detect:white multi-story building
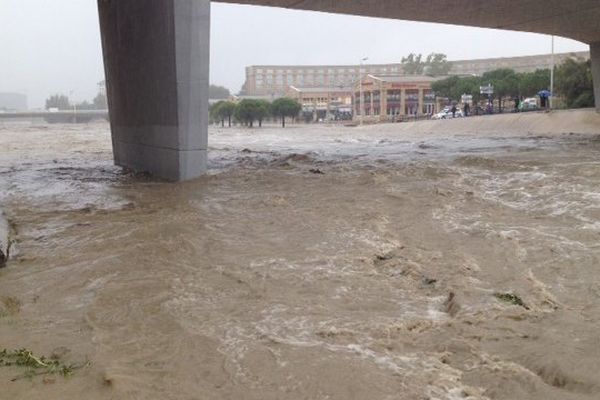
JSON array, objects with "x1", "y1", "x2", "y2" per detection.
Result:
[{"x1": 241, "y1": 51, "x2": 589, "y2": 96}]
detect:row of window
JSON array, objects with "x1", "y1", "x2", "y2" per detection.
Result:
[
  {"x1": 354, "y1": 105, "x2": 436, "y2": 116},
  {"x1": 353, "y1": 90, "x2": 433, "y2": 101},
  {"x1": 256, "y1": 75, "x2": 359, "y2": 87},
  {"x1": 254, "y1": 67, "x2": 400, "y2": 75}
]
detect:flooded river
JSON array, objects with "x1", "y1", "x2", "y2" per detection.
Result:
[{"x1": 1, "y1": 119, "x2": 600, "y2": 399}]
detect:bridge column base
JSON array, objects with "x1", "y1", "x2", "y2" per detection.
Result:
[
  {"x1": 592, "y1": 42, "x2": 600, "y2": 113},
  {"x1": 98, "y1": 0, "x2": 210, "y2": 181}
]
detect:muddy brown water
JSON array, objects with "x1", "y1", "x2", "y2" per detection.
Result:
[{"x1": 1, "y1": 121, "x2": 599, "y2": 399}]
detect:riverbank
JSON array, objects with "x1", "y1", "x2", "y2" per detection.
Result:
[{"x1": 374, "y1": 108, "x2": 600, "y2": 135}]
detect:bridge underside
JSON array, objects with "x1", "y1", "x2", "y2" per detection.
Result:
[
  {"x1": 98, "y1": 0, "x2": 600, "y2": 181},
  {"x1": 217, "y1": 1, "x2": 600, "y2": 44}
]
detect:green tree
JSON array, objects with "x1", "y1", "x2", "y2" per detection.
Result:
[
  {"x1": 402, "y1": 53, "x2": 451, "y2": 76},
  {"x1": 271, "y1": 98, "x2": 302, "y2": 127},
  {"x1": 555, "y1": 58, "x2": 594, "y2": 108},
  {"x1": 210, "y1": 101, "x2": 237, "y2": 127},
  {"x1": 481, "y1": 69, "x2": 519, "y2": 111},
  {"x1": 219, "y1": 101, "x2": 237, "y2": 127},
  {"x1": 45, "y1": 94, "x2": 70, "y2": 110},
  {"x1": 234, "y1": 99, "x2": 266, "y2": 128},
  {"x1": 93, "y1": 93, "x2": 108, "y2": 109},
  {"x1": 431, "y1": 75, "x2": 462, "y2": 101},
  {"x1": 209, "y1": 84, "x2": 231, "y2": 100},
  {"x1": 75, "y1": 100, "x2": 94, "y2": 110},
  {"x1": 255, "y1": 100, "x2": 271, "y2": 127},
  {"x1": 517, "y1": 69, "x2": 550, "y2": 98},
  {"x1": 424, "y1": 53, "x2": 451, "y2": 76},
  {"x1": 457, "y1": 76, "x2": 483, "y2": 104},
  {"x1": 210, "y1": 101, "x2": 226, "y2": 126},
  {"x1": 401, "y1": 53, "x2": 424, "y2": 75}
]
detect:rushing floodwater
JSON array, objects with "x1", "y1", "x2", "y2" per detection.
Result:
[{"x1": 1, "y1": 120, "x2": 600, "y2": 400}]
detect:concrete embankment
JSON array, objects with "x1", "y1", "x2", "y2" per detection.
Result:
[
  {"x1": 0, "y1": 212, "x2": 9, "y2": 267},
  {"x1": 375, "y1": 108, "x2": 600, "y2": 136}
]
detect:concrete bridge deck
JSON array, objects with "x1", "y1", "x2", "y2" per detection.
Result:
[{"x1": 97, "y1": 0, "x2": 600, "y2": 180}]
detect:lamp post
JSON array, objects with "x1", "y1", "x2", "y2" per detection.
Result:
[
  {"x1": 359, "y1": 57, "x2": 368, "y2": 126},
  {"x1": 550, "y1": 35, "x2": 555, "y2": 110},
  {"x1": 69, "y1": 90, "x2": 77, "y2": 123}
]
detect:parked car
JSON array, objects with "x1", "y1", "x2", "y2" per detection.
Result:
[
  {"x1": 432, "y1": 107, "x2": 463, "y2": 119},
  {"x1": 519, "y1": 97, "x2": 538, "y2": 111}
]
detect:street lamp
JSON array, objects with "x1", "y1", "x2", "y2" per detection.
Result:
[
  {"x1": 69, "y1": 90, "x2": 77, "y2": 123},
  {"x1": 550, "y1": 35, "x2": 555, "y2": 110},
  {"x1": 359, "y1": 57, "x2": 368, "y2": 126}
]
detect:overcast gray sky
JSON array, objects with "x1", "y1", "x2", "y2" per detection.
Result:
[{"x1": 1, "y1": 1, "x2": 589, "y2": 109}]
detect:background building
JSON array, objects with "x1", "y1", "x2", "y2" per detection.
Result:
[
  {"x1": 241, "y1": 51, "x2": 589, "y2": 97},
  {"x1": 355, "y1": 75, "x2": 441, "y2": 123},
  {"x1": 450, "y1": 51, "x2": 589, "y2": 76},
  {"x1": 286, "y1": 86, "x2": 353, "y2": 121},
  {"x1": 0, "y1": 92, "x2": 27, "y2": 111},
  {"x1": 242, "y1": 63, "x2": 402, "y2": 96}
]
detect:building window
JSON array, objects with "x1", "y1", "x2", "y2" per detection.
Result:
[{"x1": 387, "y1": 90, "x2": 401, "y2": 102}]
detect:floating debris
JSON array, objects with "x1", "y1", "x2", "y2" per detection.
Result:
[
  {"x1": 494, "y1": 292, "x2": 530, "y2": 310},
  {"x1": 0, "y1": 348, "x2": 90, "y2": 381}
]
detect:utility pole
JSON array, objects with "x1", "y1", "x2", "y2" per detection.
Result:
[
  {"x1": 550, "y1": 35, "x2": 555, "y2": 109},
  {"x1": 70, "y1": 90, "x2": 77, "y2": 123},
  {"x1": 359, "y1": 57, "x2": 368, "y2": 126}
]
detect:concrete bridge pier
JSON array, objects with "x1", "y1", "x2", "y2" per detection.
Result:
[
  {"x1": 97, "y1": 0, "x2": 210, "y2": 181},
  {"x1": 591, "y1": 43, "x2": 600, "y2": 113}
]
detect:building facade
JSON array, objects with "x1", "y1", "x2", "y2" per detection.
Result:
[
  {"x1": 450, "y1": 51, "x2": 588, "y2": 76},
  {"x1": 242, "y1": 64, "x2": 403, "y2": 96},
  {"x1": 242, "y1": 51, "x2": 589, "y2": 96},
  {"x1": 286, "y1": 86, "x2": 353, "y2": 121},
  {"x1": 354, "y1": 75, "x2": 441, "y2": 122},
  {"x1": 0, "y1": 92, "x2": 27, "y2": 111}
]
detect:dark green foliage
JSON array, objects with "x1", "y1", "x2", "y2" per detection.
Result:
[
  {"x1": 271, "y1": 98, "x2": 302, "y2": 127},
  {"x1": 234, "y1": 99, "x2": 265, "y2": 127},
  {"x1": 401, "y1": 53, "x2": 425, "y2": 75},
  {"x1": 431, "y1": 76, "x2": 462, "y2": 101},
  {"x1": 481, "y1": 69, "x2": 519, "y2": 110},
  {"x1": 45, "y1": 94, "x2": 70, "y2": 110},
  {"x1": 402, "y1": 53, "x2": 451, "y2": 76},
  {"x1": 430, "y1": 57, "x2": 593, "y2": 110},
  {"x1": 425, "y1": 53, "x2": 451, "y2": 76},
  {"x1": 209, "y1": 84, "x2": 231, "y2": 100},
  {"x1": 555, "y1": 58, "x2": 595, "y2": 108},
  {"x1": 255, "y1": 99, "x2": 271, "y2": 127},
  {"x1": 518, "y1": 69, "x2": 550, "y2": 98},
  {"x1": 210, "y1": 100, "x2": 237, "y2": 127}
]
